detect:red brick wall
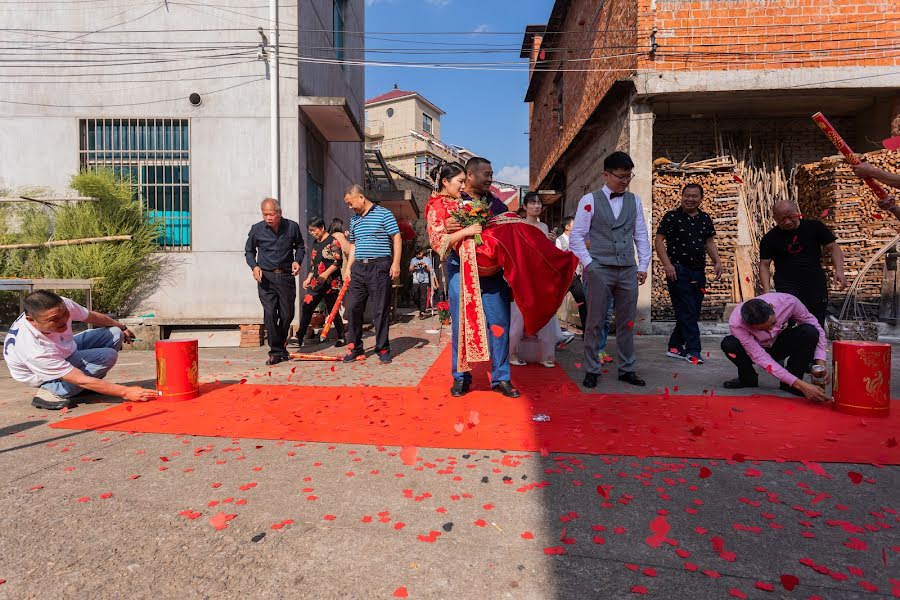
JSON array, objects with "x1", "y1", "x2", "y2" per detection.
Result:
[
  {"x1": 528, "y1": 0, "x2": 639, "y2": 189},
  {"x1": 641, "y1": 0, "x2": 900, "y2": 71}
]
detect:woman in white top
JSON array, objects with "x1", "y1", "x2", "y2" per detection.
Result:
[{"x1": 509, "y1": 192, "x2": 568, "y2": 367}]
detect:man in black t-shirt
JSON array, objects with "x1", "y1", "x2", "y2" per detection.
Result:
[
  {"x1": 758, "y1": 201, "x2": 846, "y2": 324},
  {"x1": 654, "y1": 184, "x2": 723, "y2": 364}
]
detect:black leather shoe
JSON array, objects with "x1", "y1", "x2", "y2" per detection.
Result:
[
  {"x1": 377, "y1": 352, "x2": 392, "y2": 364},
  {"x1": 342, "y1": 351, "x2": 364, "y2": 363},
  {"x1": 334, "y1": 338, "x2": 346, "y2": 348},
  {"x1": 491, "y1": 381, "x2": 520, "y2": 398},
  {"x1": 723, "y1": 378, "x2": 758, "y2": 389},
  {"x1": 31, "y1": 389, "x2": 71, "y2": 410},
  {"x1": 582, "y1": 373, "x2": 599, "y2": 388},
  {"x1": 265, "y1": 355, "x2": 289, "y2": 366},
  {"x1": 618, "y1": 372, "x2": 646, "y2": 387},
  {"x1": 450, "y1": 380, "x2": 471, "y2": 397}
]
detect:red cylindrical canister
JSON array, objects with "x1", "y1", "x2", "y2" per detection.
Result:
[
  {"x1": 155, "y1": 339, "x2": 200, "y2": 401},
  {"x1": 832, "y1": 340, "x2": 891, "y2": 417}
]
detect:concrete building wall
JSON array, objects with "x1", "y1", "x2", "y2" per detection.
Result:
[
  {"x1": 366, "y1": 97, "x2": 418, "y2": 145},
  {"x1": 414, "y1": 99, "x2": 442, "y2": 139},
  {"x1": 0, "y1": 0, "x2": 365, "y2": 321}
]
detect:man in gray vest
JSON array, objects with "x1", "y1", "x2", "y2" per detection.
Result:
[{"x1": 569, "y1": 151, "x2": 652, "y2": 388}]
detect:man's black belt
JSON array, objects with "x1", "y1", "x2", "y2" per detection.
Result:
[
  {"x1": 357, "y1": 256, "x2": 390, "y2": 264},
  {"x1": 261, "y1": 267, "x2": 292, "y2": 274}
]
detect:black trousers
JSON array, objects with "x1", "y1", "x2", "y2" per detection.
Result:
[
  {"x1": 258, "y1": 270, "x2": 296, "y2": 358},
  {"x1": 298, "y1": 285, "x2": 344, "y2": 343},
  {"x1": 721, "y1": 323, "x2": 819, "y2": 384},
  {"x1": 776, "y1": 273, "x2": 828, "y2": 325},
  {"x1": 568, "y1": 274, "x2": 587, "y2": 332},
  {"x1": 666, "y1": 264, "x2": 706, "y2": 355},
  {"x1": 345, "y1": 257, "x2": 392, "y2": 355},
  {"x1": 411, "y1": 282, "x2": 429, "y2": 312}
]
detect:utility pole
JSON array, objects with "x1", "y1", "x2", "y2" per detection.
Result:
[{"x1": 257, "y1": 0, "x2": 280, "y2": 201}]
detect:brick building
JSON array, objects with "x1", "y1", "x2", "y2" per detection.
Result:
[{"x1": 521, "y1": 0, "x2": 899, "y2": 328}]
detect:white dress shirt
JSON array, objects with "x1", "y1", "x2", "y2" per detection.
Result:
[{"x1": 568, "y1": 185, "x2": 651, "y2": 272}]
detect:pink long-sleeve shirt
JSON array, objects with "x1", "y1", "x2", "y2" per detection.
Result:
[{"x1": 728, "y1": 293, "x2": 827, "y2": 386}]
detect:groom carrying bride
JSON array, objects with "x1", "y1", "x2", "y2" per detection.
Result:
[{"x1": 426, "y1": 157, "x2": 578, "y2": 398}]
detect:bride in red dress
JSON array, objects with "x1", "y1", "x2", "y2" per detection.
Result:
[{"x1": 426, "y1": 160, "x2": 578, "y2": 377}]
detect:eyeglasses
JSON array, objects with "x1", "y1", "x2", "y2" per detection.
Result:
[{"x1": 607, "y1": 172, "x2": 635, "y2": 181}]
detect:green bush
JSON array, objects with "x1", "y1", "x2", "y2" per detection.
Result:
[{"x1": 0, "y1": 169, "x2": 164, "y2": 315}]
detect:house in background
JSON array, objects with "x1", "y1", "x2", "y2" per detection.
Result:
[
  {"x1": 0, "y1": 0, "x2": 366, "y2": 326},
  {"x1": 521, "y1": 0, "x2": 900, "y2": 329}
]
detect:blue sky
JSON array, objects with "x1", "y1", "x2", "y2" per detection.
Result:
[{"x1": 363, "y1": 0, "x2": 554, "y2": 185}]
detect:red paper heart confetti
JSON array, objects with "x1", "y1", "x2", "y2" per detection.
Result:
[
  {"x1": 779, "y1": 574, "x2": 799, "y2": 591},
  {"x1": 399, "y1": 446, "x2": 418, "y2": 466},
  {"x1": 847, "y1": 471, "x2": 863, "y2": 484},
  {"x1": 698, "y1": 467, "x2": 712, "y2": 479}
]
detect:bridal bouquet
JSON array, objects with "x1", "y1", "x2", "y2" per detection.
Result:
[{"x1": 451, "y1": 196, "x2": 491, "y2": 245}]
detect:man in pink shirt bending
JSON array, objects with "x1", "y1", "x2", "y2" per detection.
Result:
[{"x1": 721, "y1": 293, "x2": 831, "y2": 403}]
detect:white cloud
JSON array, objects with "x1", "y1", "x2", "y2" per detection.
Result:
[
  {"x1": 426, "y1": 0, "x2": 451, "y2": 5},
  {"x1": 472, "y1": 24, "x2": 489, "y2": 33},
  {"x1": 496, "y1": 165, "x2": 529, "y2": 186}
]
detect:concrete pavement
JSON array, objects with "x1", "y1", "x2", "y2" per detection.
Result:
[{"x1": 1, "y1": 315, "x2": 898, "y2": 599}]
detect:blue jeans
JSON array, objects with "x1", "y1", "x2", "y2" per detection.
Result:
[
  {"x1": 447, "y1": 255, "x2": 511, "y2": 384},
  {"x1": 41, "y1": 327, "x2": 123, "y2": 398},
  {"x1": 597, "y1": 297, "x2": 614, "y2": 352},
  {"x1": 666, "y1": 264, "x2": 706, "y2": 356}
]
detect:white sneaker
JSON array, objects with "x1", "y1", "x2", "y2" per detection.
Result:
[
  {"x1": 558, "y1": 331, "x2": 576, "y2": 347},
  {"x1": 31, "y1": 388, "x2": 71, "y2": 410},
  {"x1": 665, "y1": 349, "x2": 687, "y2": 360},
  {"x1": 510, "y1": 356, "x2": 527, "y2": 366},
  {"x1": 541, "y1": 360, "x2": 556, "y2": 368}
]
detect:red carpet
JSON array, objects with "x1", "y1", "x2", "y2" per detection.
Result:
[{"x1": 52, "y1": 346, "x2": 899, "y2": 464}]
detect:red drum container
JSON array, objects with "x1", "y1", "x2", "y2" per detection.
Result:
[
  {"x1": 155, "y1": 339, "x2": 200, "y2": 401},
  {"x1": 832, "y1": 340, "x2": 891, "y2": 417}
]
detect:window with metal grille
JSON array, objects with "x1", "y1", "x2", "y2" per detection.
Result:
[{"x1": 78, "y1": 118, "x2": 191, "y2": 251}]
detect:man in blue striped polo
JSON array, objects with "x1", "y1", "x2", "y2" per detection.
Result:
[{"x1": 342, "y1": 184, "x2": 402, "y2": 364}]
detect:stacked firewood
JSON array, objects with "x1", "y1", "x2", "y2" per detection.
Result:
[
  {"x1": 651, "y1": 157, "x2": 742, "y2": 321},
  {"x1": 794, "y1": 149, "x2": 900, "y2": 306}
]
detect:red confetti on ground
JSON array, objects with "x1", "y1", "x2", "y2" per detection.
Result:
[
  {"x1": 520, "y1": 531, "x2": 534, "y2": 539},
  {"x1": 99, "y1": 493, "x2": 113, "y2": 499},
  {"x1": 847, "y1": 471, "x2": 863, "y2": 484},
  {"x1": 393, "y1": 587, "x2": 409, "y2": 598},
  {"x1": 399, "y1": 446, "x2": 418, "y2": 466},
  {"x1": 209, "y1": 512, "x2": 233, "y2": 531},
  {"x1": 754, "y1": 581, "x2": 774, "y2": 592},
  {"x1": 698, "y1": 467, "x2": 712, "y2": 479},
  {"x1": 779, "y1": 574, "x2": 799, "y2": 591},
  {"x1": 645, "y1": 515, "x2": 670, "y2": 548},
  {"x1": 626, "y1": 320, "x2": 635, "y2": 329},
  {"x1": 473, "y1": 519, "x2": 487, "y2": 527},
  {"x1": 728, "y1": 588, "x2": 748, "y2": 599},
  {"x1": 630, "y1": 585, "x2": 649, "y2": 595},
  {"x1": 543, "y1": 546, "x2": 566, "y2": 555},
  {"x1": 323, "y1": 514, "x2": 336, "y2": 521},
  {"x1": 76, "y1": 497, "x2": 89, "y2": 503}
]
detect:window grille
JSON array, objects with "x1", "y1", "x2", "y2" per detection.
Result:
[{"x1": 78, "y1": 118, "x2": 191, "y2": 250}]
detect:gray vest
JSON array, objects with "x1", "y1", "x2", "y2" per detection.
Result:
[{"x1": 588, "y1": 190, "x2": 637, "y2": 267}]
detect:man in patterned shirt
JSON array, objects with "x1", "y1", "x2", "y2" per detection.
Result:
[{"x1": 654, "y1": 184, "x2": 722, "y2": 364}]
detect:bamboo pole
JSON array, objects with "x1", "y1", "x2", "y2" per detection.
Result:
[{"x1": 0, "y1": 235, "x2": 132, "y2": 250}]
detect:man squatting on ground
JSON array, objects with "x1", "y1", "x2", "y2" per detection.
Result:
[
  {"x1": 4, "y1": 290, "x2": 157, "y2": 410},
  {"x1": 721, "y1": 293, "x2": 831, "y2": 404}
]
